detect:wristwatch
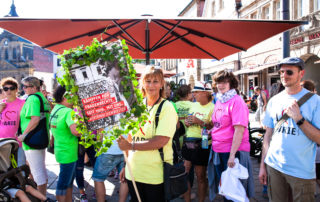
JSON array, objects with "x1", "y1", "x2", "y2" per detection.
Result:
[{"x1": 296, "y1": 117, "x2": 305, "y2": 126}]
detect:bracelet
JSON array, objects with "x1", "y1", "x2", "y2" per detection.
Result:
[{"x1": 132, "y1": 141, "x2": 135, "y2": 151}]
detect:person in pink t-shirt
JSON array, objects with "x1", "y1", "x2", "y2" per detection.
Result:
[
  {"x1": 0, "y1": 77, "x2": 26, "y2": 167},
  {"x1": 207, "y1": 70, "x2": 254, "y2": 201}
]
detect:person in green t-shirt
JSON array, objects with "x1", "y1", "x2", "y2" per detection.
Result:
[
  {"x1": 18, "y1": 76, "x2": 51, "y2": 197},
  {"x1": 50, "y1": 85, "x2": 80, "y2": 202}
]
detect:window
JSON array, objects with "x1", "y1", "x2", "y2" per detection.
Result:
[
  {"x1": 275, "y1": 1, "x2": 281, "y2": 19},
  {"x1": 262, "y1": 6, "x2": 270, "y2": 19},
  {"x1": 81, "y1": 69, "x2": 88, "y2": 80},
  {"x1": 251, "y1": 12, "x2": 257, "y2": 19},
  {"x1": 314, "y1": 0, "x2": 320, "y2": 11},
  {"x1": 219, "y1": 0, "x2": 224, "y2": 10},
  {"x1": 211, "y1": 1, "x2": 216, "y2": 17},
  {"x1": 96, "y1": 66, "x2": 102, "y2": 75},
  {"x1": 297, "y1": 0, "x2": 307, "y2": 18}
]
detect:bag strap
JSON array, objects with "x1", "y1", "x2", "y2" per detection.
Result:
[
  {"x1": 49, "y1": 107, "x2": 65, "y2": 127},
  {"x1": 153, "y1": 100, "x2": 166, "y2": 162},
  {"x1": 273, "y1": 92, "x2": 314, "y2": 134},
  {"x1": 26, "y1": 93, "x2": 49, "y2": 113}
]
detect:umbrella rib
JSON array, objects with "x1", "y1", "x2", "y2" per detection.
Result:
[
  {"x1": 112, "y1": 20, "x2": 145, "y2": 52},
  {"x1": 155, "y1": 33, "x2": 189, "y2": 50},
  {"x1": 150, "y1": 21, "x2": 182, "y2": 52},
  {"x1": 42, "y1": 20, "x2": 138, "y2": 49},
  {"x1": 41, "y1": 20, "x2": 133, "y2": 48},
  {"x1": 153, "y1": 21, "x2": 219, "y2": 60},
  {"x1": 102, "y1": 32, "x2": 141, "y2": 50},
  {"x1": 157, "y1": 19, "x2": 246, "y2": 51}
]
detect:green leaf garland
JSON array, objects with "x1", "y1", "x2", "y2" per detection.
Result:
[{"x1": 57, "y1": 39, "x2": 148, "y2": 156}]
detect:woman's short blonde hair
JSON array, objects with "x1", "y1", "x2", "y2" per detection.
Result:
[{"x1": 140, "y1": 66, "x2": 165, "y2": 98}]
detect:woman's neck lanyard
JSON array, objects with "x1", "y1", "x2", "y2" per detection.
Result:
[{"x1": 146, "y1": 96, "x2": 161, "y2": 113}]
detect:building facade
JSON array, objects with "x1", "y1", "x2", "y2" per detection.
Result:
[{"x1": 201, "y1": 0, "x2": 320, "y2": 96}]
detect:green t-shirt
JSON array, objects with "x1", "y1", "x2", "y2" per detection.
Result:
[
  {"x1": 185, "y1": 102, "x2": 214, "y2": 138},
  {"x1": 175, "y1": 100, "x2": 193, "y2": 126},
  {"x1": 20, "y1": 92, "x2": 51, "y2": 150},
  {"x1": 50, "y1": 104, "x2": 78, "y2": 164}
]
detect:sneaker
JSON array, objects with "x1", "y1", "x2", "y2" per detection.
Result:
[{"x1": 80, "y1": 194, "x2": 88, "y2": 202}]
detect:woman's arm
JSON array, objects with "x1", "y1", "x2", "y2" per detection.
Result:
[
  {"x1": 227, "y1": 125, "x2": 245, "y2": 168},
  {"x1": 18, "y1": 116, "x2": 40, "y2": 142},
  {"x1": 70, "y1": 123, "x2": 81, "y2": 137},
  {"x1": 118, "y1": 135, "x2": 170, "y2": 151}
]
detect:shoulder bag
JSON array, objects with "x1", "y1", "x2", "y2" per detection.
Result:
[
  {"x1": 23, "y1": 94, "x2": 50, "y2": 149},
  {"x1": 156, "y1": 100, "x2": 188, "y2": 200}
]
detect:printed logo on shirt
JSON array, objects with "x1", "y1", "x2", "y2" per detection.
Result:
[
  {"x1": 0, "y1": 111, "x2": 17, "y2": 126},
  {"x1": 213, "y1": 108, "x2": 223, "y2": 128},
  {"x1": 275, "y1": 111, "x2": 298, "y2": 136}
]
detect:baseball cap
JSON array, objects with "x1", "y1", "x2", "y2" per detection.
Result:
[{"x1": 277, "y1": 57, "x2": 305, "y2": 70}]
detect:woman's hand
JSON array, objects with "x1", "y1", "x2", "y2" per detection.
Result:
[
  {"x1": 227, "y1": 155, "x2": 236, "y2": 168},
  {"x1": 0, "y1": 103, "x2": 6, "y2": 113},
  {"x1": 117, "y1": 136, "x2": 131, "y2": 151},
  {"x1": 119, "y1": 167, "x2": 126, "y2": 183},
  {"x1": 18, "y1": 134, "x2": 26, "y2": 142}
]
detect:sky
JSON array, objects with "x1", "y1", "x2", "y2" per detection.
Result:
[{"x1": 0, "y1": 0, "x2": 191, "y2": 18}]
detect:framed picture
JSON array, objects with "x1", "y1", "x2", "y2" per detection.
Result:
[{"x1": 69, "y1": 42, "x2": 135, "y2": 130}]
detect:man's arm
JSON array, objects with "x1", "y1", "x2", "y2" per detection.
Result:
[
  {"x1": 286, "y1": 100, "x2": 320, "y2": 144},
  {"x1": 258, "y1": 127, "x2": 273, "y2": 185}
]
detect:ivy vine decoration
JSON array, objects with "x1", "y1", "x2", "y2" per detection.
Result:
[{"x1": 57, "y1": 39, "x2": 148, "y2": 155}]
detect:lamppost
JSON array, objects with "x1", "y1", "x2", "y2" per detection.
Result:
[{"x1": 235, "y1": 0, "x2": 242, "y2": 71}]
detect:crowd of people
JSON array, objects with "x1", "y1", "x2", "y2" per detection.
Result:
[{"x1": 0, "y1": 56, "x2": 320, "y2": 202}]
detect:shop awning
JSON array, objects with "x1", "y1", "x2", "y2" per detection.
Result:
[{"x1": 233, "y1": 62, "x2": 278, "y2": 75}]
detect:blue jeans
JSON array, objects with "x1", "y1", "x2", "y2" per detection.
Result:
[
  {"x1": 56, "y1": 161, "x2": 76, "y2": 196},
  {"x1": 214, "y1": 152, "x2": 240, "y2": 202},
  {"x1": 75, "y1": 145, "x2": 96, "y2": 190},
  {"x1": 92, "y1": 154, "x2": 124, "y2": 182}
]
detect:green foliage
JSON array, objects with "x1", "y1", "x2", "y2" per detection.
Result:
[{"x1": 58, "y1": 39, "x2": 148, "y2": 156}]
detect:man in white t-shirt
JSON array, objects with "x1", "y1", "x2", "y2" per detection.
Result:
[{"x1": 258, "y1": 57, "x2": 320, "y2": 202}]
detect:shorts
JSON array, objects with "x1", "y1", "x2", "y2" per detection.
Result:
[
  {"x1": 316, "y1": 163, "x2": 320, "y2": 179},
  {"x1": 56, "y1": 161, "x2": 76, "y2": 196},
  {"x1": 92, "y1": 154, "x2": 124, "y2": 182},
  {"x1": 182, "y1": 142, "x2": 210, "y2": 166},
  {"x1": 24, "y1": 149, "x2": 47, "y2": 185},
  {"x1": 6, "y1": 185, "x2": 30, "y2": 198}
]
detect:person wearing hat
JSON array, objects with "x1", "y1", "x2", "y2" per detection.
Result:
[
  {"x1": 259, "y1": 57, "x2": 320, "y2": 201},
  {"x1": 208, "y1": 70, "x2": 254, "y2": 201},
  {"x1": 182, "y1": 81, "x2": 214, "y2": 202}
]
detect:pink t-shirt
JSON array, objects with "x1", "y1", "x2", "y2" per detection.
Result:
[
  {"x1": 211, "y1": 94, "x2": 250, "y2": 152},
  {"x1": 0, "y1": 98, "x2": 25, "y2": 147}
]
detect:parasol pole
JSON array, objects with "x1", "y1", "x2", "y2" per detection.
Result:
[{"x1": 123, "y1": 151, "x2": 142, "y2": 202}]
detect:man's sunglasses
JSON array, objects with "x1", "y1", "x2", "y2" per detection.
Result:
[
  {"x1": 279, "y1": 69, "x2": 294, "y2": 76},
  {"x1": 3, "y1": 86, "x2": 17, "y2": 91}
]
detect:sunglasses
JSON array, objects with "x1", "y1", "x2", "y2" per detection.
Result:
[
  {"x1": 3, "y1": 86, "x2": 16, "y2": 91},
  {"x1": 23, "y1": 85, "x2": 34, "y2": 89},
  {"x1": 279, "y1": 69, "x2": 294, "y2": 76}
]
